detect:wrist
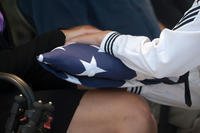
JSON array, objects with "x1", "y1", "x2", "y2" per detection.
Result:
[{"x1": 100, "y1": 31, "x2": 120, "y2": 54}]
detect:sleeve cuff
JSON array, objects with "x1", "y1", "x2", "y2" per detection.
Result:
[
  {"x1": 36, "y1": 30, "x2": 66, "y2": 54},
  {"x1": 100, "y1": 31, "x2": 121, "y2": 56}
]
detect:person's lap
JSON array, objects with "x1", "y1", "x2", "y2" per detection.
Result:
[
  {"x1": 0, "y1": 86, "x2": 157, "y2": 133},
  {"x1": 16, "y1": 0, "x2": 160, "y2": 132},
  {"x1": 0, "y1": 86, "x2": 86, "y2": 133},
  {"x1": 0, "y1": 63, "x2": 86, "y2": 132},
  {"x1": 69, "y1": 89, "x2": 157, "y2": 133}
]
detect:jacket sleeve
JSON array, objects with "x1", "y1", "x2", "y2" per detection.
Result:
[
  {"x1": 100, "y1": 1, "x2": 200, "y2": 78},
  {"x1": 0, "y1": 30, "x2": 65, "y2": 76}
]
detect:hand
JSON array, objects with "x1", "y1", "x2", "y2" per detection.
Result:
[
  {"x1": 67, "y1": 30, "x2": 111, "y2": 46},
  {"x1": 77, "y1": 85, "x2": 96, "y2": 90},
  {"x1": 60, "y1": 25, "x2": 101, "y2": 42},
  {"x1": 159, "y1": 22, "x2": 165, "y2": 30}
]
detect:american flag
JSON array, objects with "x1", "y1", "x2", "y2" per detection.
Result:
[
  {"x1": 37, "y1": 43, "x2": 192, "y2": 107},
  {"x1": 37, "y1": 43, "x2": 142, "y2": 88}
]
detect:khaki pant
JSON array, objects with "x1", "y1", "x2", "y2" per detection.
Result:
[{"x1": 169, "y1": 107, "x2": 200, "y2": 133}]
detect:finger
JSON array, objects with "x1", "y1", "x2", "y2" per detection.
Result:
[
  {"x1": 72, "y1": 25, "x2": 101, "y2": 34},
  {"x1": 79, "y1": 27, "x2": 101, "y2": 35},
  {"x1": 67, "y1": 34, "x2": 100, "y2": 45},
  {"x1": 77, "y1": 85, "x2": 96, "y2": 90},
  {"x1": 64, "y1": 41, "x2": 76, "y2": 46}
]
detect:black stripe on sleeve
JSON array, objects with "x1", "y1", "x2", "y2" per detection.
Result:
[
  {"x1": 176, "y1": 11, "x2": 199, "y2": 26},
  {"x1": 104, "y1": 32, "x2": 120, "y2": 54},
  {"x1": 104, "y1": 33, "x2": 118, "y2": 53},
  {"x1": 109, "y1": 34, "x2": 120, "y2": 56},
  {"x1": 173, "y1": 17, "x2": 195, "y2": 30},
  {"x1": 183, "y1": 6, "x2": 200, "y2": 19},
  {"x1": 138, "y1": 86, "x2": 142, "y2": 95}
]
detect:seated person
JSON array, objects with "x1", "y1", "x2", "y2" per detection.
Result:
[
  {"x1": 65, "y1": 0, "x2": 200, "y2": 110},
  {"x1": 15, "y1": 0, "x2": 162, "y2": 132},
  {"x1": 0, "y1": 7, "x2": 157, "y2": 133}
]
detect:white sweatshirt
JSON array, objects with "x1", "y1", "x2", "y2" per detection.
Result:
[
  {"x1": 100, "y1": 1, "x2": 200, "y2": 109},
  {"x1": 100, "y1": 1, "x2": 200, "y2": 79}
]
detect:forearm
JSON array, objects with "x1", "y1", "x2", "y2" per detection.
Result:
[
  {"x1": 0, "y1": 30, "x2": 65, "y2": 76},
  {"x1": 99, "y1": 1, "x2": 200, "y2": 78},
  {"x1": 100, "y1": 29, "x2": 200, "y2": 78}
]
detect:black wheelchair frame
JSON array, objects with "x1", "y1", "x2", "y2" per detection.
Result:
[
  {"x1": 0, "y1": 0, "x2": 54, "y2": 132},
  {"x1": 0, "y1": 72, "x2": 54, "y2": 133},
  {"x1": 0, "y1": 0, "x2": 176, "y2": 132}
]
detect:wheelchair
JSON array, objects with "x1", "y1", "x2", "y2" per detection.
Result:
[
  {"x1": 0, "y1": 0, "x2": 54, "y2": 132},
  {"x1": 0, "y1": 72, "x2": 54, "y2": 133},
  {"x1": 0, "y1": 0, "x2": 178, "y2": 132}
]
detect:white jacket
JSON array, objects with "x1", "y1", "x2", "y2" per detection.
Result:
[
  {"x1": 100, "y1": 0, "x2": 200, "y2": 109},
  {"x1": 100, "y1": 1, "x2": 200, "y2": 78}
]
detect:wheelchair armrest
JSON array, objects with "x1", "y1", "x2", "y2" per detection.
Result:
[{"x1": 0, "y1": 72, "x2": 35, "y2": 109}]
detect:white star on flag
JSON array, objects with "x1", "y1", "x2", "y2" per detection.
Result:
[
  {"x1": 77, "y1": 56, "x2": 106, "y2": 77},
  {"x1": 98, "y1": 49, "x2": 105, "y2": 53},
  {"x1": 64, "y1": 73, "x2": 81, "y2": 85},
  {"x1": 51, "y1": 46, "x2": 66, "y2": 52},
  {"x1": 91, "y1": 45, "x2": 104, "y2": 52}
]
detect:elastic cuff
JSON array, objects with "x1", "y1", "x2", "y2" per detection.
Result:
[
  {"x1": 51, "y1": 30, "x2": 66, "y2": 47},
  {"x1": 35, "y1": 30, "x2": 66, "y2": 55},
  {"x1": 45, "y1": 30, "x2": 66, "y2": 51},
  {"x1": 100, "y1": 31, "x2": 120, "y2": 56}
]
